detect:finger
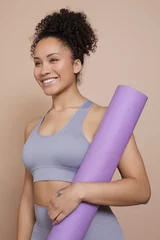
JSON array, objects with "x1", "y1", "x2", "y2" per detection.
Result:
[
  {"x1": 48, "y1": 210, "x2": 60, "y2": 221},
  {"x1": 47, "y1": 197, "x2": 57, "y2": 210},
  {"x1": 53, "y1": 212, "x2": 65, "y2": 225},
  {"x1": 47, "y1": 203, "x2": 55, "y2": 212}
]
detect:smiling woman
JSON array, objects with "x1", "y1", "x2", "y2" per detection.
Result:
[
  {"x1": 32, "y1": 37, "x2": 83, "y2": 96},
  {"x1": 33, "y1": 52, "x2": 59, "y2": 87},
  {"x1": 17, "y1": 7, "x2": 151, "y2": 240}
]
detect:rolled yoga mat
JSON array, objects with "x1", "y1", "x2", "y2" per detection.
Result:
[{"x1": 47, "y1": 85, "x2": 148, "y2": 240}]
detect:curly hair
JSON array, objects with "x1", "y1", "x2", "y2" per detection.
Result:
[{"x1": 30, "y1": 8, "x2": 98, "y2": 84}]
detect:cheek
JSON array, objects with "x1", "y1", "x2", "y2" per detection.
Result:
[
  {"x1": 55, "y1": 60, "x2": 73, "y2": 74},
  {"x1": 33, "y1": 68, "x2": 39, "y2": 80},
  {"x1": 53, "y1": 62, "x2": 65, "y2": 73},
  {"x1": 58, "y1": 63, "x2": 74, "y2": 78}
]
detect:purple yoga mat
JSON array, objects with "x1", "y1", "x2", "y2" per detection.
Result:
[{"x1": 47, "y1": 85, "x2": 148, "y2": 240}]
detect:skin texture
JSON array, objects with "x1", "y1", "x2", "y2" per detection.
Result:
[{"x1": 20, "y1": 37, "x2": 151, "y2": 228}]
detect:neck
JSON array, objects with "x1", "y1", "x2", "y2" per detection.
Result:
[{"x1": 50, "y1": 83, "x2": 86, "y2": 111}]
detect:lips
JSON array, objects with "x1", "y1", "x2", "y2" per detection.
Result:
[
  {"x1": 41, "y1": 77, "x2": 58, "y2": 87},
  {"x1": 41, "y1": 77, "x2": 58, "y2": 82}
]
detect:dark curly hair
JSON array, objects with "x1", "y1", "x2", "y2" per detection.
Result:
[{"x1": 30, "y1": 8, "x2": 98, "y2": 84}]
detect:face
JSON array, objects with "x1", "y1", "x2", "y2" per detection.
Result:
[{"x1": 33, "y1": 37, "x2": 82, "y2": 96}]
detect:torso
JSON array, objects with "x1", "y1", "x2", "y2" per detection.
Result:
[{"x1": 25, "y1": 101, "x2": 107, "y2": 207}]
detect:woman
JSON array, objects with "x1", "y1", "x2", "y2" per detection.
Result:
[{"x1": 17, "y1": 8, "x2": 151, "y2": 240}]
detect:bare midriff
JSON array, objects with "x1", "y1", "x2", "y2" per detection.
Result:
[{"x1": 34, "y1": 181, "x2": 72, "y2": 207}]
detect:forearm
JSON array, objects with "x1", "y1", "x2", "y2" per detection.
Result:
[
  {"x1": 17, "y1": 199, "x2": 35, "y2": 240},
  {"x1": 76, "y1": 178, "x2": 150, "y2": 207}
]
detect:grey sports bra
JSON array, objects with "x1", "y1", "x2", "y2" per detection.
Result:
[{"x1": 22, "y1": 99, "x2": 94, "y2": 183}]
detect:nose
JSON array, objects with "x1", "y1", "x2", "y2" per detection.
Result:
[{"x1": 40, "y1": 63, "x2": 51, "y2": 76}]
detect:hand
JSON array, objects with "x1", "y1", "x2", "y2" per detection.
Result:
[{"x1": 47, "y1": 183, "x2": 83, "y2": 225}]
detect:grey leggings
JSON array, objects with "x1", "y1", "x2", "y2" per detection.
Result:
[{"x1": 30, "y1": 203, "x2": 125, "y2": 240}]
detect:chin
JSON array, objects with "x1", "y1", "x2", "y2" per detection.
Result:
[
  {"x1": 43, "y1": 82, "x2": 73, "y2": 96},
  {"x1": 42, "y1": 86, "x2": 65, "y2": 97}
]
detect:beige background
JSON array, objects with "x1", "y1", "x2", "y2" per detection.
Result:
[{"x1": 0, "y1": 0, "x2": 159, "y2": 239}]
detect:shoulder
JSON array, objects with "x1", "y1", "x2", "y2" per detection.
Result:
[
  {"x1": 90, "y1": 102, "x2": 108, "y2": 123},
  {"x1": 24, "y1": 116, "x2": 42, "y2": 142},
  {"x1": 85, "y1": 101, "x2": 108, "y2": 137}
]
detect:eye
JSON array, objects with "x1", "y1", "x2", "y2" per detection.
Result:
[
  {"x1": 50, "y1": 58, "x2": 58, "y2": 63},
  {"x1": 34, "y1": 62, "x2": 41, "y2": 67}
]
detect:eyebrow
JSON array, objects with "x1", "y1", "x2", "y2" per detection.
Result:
[{"x1": 33, "y1": 53, "x2": 60, "y2": 60}]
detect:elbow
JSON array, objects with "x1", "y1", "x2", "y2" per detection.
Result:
[
  {"x1": 133, "y1": 178, "x2": 151, "y2": 205},
  {"x1": 142, "y1": 189, "x2": 151, "y2": 204},
  {"x1": 140, "y1": 183, "x2": 151, "y2": 204}
]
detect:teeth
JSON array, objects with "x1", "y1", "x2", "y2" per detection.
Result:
[{"x1": 43, "y1": 78, "x2": 57, "y2": 83}]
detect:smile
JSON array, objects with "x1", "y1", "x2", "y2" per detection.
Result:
[{"x1": 42, "y1": 77, "x2": 58, "y2": 86}]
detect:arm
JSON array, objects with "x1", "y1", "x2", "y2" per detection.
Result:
[
  {"x1": 17, "y1": 118, "x2": 40, "y2": 240},
  {"x1": 17, "y1": 168, "x2": 35, "y2": 240},
  {"x1": 76, "y1": 134, "x2": 151, "y2": 206}
]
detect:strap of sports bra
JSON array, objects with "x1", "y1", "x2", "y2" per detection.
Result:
[
  {"x1": 69, "y1": 99, "x2": 94, "y2": 126},
  {"x1": 36, "y1": 99, "x2": 94, "y2": 130},
  {"x1": 36, "y1": 110, "x2": 50, "y2": 130}
]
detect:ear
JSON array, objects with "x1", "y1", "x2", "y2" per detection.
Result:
[{"x1": 73, "y1": 59, "x2": 82, "y2": 74}]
